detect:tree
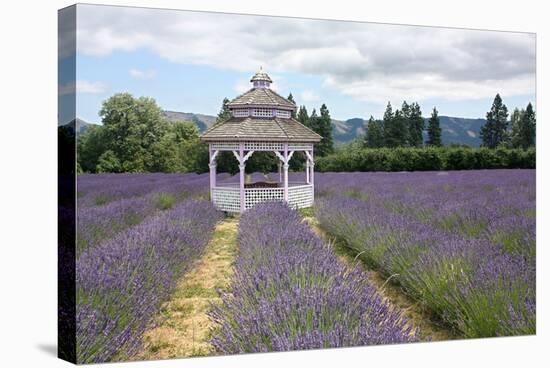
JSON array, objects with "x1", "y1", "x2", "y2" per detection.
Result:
[
  {"x1": 77, "y1": 124, "x2": 107, "y2": 172},
  {"x1": 314, "y1": 103, "x2": 334, "y2": 156},
  {"x1": 480, "y1": 94, "x2": 508, "y2": 148},
  {"x1": 517, "y1": 102, "x2": 536, "y2": 149},
  {"x1": 96, "y1": 150, "x2": 122, "y2": 173},
  {"x1": 408, "y1": 102, "x2": 424, "y2": 147},
  {"x1": 364, "y1": 116, "x2": 384, "y2": 148},
  {"x1": 216, "y1": 97, "x2": 231, "y2": 123},
  {"x1": 99, "y1": 93, "x2": 169, "y2": 172},
  {"x1": 384, "y1": 103, "x2": 408, "y2": 148},
  {"x1": 287, "y1": 93, "x2": 296, "y2": 118},
  {"x1": 426, "y1": 107, "x2": 442, "y2": 146},
  {"x1": 297, "y1": 105, "x2": 309, "y2": 125}
]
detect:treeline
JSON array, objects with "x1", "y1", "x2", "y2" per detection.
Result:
[
  {"x1": 316, "y1": 146, "x2": 536, "y2": 172},
  {"x1": 362, "y1": 94, "x2": 536, "y2": 149}
]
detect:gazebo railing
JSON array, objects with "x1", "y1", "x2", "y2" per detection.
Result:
[
  {"x1": 288, "y1": 184, "x2": 314, "y2": 208},
  {"x1": 211, "y1": 183, "x2": 313, "y2": 213}
]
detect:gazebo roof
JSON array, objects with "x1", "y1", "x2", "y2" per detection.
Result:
[
  {"x1": 227, "y1": 88, "x2": 296, "y2": 110},
  {"x1": 200, "y1": 116, "x2": 322, "y2": 142}
]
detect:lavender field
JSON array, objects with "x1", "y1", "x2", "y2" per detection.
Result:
[
  {"x1": 315, "y1": 169, "x2": 536, "y2": 338},
  {"x1": 73, "y1": 173, "x2": 222, "y2": 363},
  {"x1": 69, "y1": 169, "x2": 535, "y2": 362}
]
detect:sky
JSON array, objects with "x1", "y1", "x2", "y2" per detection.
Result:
[{"x1": 58, "y1": 4, "x2": 536, "y2": 124}]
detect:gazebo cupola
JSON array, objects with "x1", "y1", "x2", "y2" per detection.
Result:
[{"x1": 200, "y1": 68, "x2": 322, "y2": 213}]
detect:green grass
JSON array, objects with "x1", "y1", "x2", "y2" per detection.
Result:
[{"x1": 154, "y1": 192, "x2": 176, "y2": 210}]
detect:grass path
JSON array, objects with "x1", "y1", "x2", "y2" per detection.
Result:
[
  {"x1": 138, "y1": 216, "x2": 239, "y2": 360},
  {"x1": 302, "y1": 213, "x2": 456, "y2": 342}
]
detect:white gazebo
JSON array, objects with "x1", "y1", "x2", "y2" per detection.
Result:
[{"x1": 200, "y1": 68, "x2": 322, "y2": 213}]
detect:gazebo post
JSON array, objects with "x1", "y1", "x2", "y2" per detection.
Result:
[
  {"x1": 305, "y1": 152, "x2": 310, "y2": 184},
  {"x1": 310, "y1": 149, "x2": 315, "y2": 194},
  {"x1": 278, "y1": 161, "x2": 282, "y2": 182},
  {"x1": 208, "y1": 145, "x2": 217, "y2": 200},
  {"x1": 283, "y1": 143, "x2": 289, "y2": 202},
  {"x1": 239, "y1": 142, "x2": 246, "y2": 213}
]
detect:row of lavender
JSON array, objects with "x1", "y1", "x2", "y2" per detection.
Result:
[
  {"x1": 76, "y1": 173, "x2": 213, "y2": 255},
  {"x1": 315, "y1": 170, "x2": 535, "y2": 337},
  {"x1": 72, "y1": 174, "x2": 222, "y2": 363},
  {"x1": 210, "y1": 202, "x2": 418, "y2": 353}
]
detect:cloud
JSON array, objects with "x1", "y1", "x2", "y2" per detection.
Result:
[
  {"x1": 129, "y1": 68, "x2": 157, "y2": 79},
  {"x1": 75, "y1": 5, "x2": 536, "y2": 103},
  {"x1": 59, "y1": 80, "x2": 107, "y2": 95},
  {"x1": 300, "y1": 90, "x2": 321, "y2": 102}
]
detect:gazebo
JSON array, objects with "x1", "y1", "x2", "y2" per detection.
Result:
[{"x1": 200, "y1": 68, "x2": 322, "y2": 213}]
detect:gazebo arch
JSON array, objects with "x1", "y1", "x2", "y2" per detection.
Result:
[{"x1": 200, "y1": 68, "x2": 322, "y2": 213}]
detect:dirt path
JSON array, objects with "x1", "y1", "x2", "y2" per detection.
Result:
[
  {"x1": 138, "y1": 217, "x2": 239, "y2": 359},
  {"x1": 303, "y1": 214, "x2": 455, "y2": 341}
]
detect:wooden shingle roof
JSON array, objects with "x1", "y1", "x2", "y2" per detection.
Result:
[
  {"x1": 228, "y1": 88, "x2": 296, "y2": 110},
  {"x1": 200, "y1": 117, "x2": 322, "y2": 143}
]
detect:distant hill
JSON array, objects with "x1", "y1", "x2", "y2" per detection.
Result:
[
  {"x1": 163, "y1": 111, "x2": 217, "y2": 132},
  {"x1": 59, "y1": 118, "x2": 95, "y2": 136},
  {"x1": 75, "y1": 112, "x2": 486, "y2": 147},
  {"x1": 332, "y1": 116, "x2": 485, "y2": 146}
]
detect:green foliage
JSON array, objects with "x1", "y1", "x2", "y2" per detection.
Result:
[
  {"x1": 385, "y1": 107, "x2": 408, "y2": 147},
  {"x1": 480, "y1": 94, "x2": 509, "y2": 148},
  {"x1": 408, "y1": 102, "x2": 424, "y2": 147},
  {"x1": 216, "y1": 97, "x2": 231, "y2": 123},
  {"x1": 154, "y1": 192, "x2": 176, "y2": 210},
  {"x1": 364, "y1": 116, "x2": 384, "y2": 148},
  {"x1": 96, "y1": 150, "x2": 122, "y2": 173},
  {"x1": 316, "y1": 146, "x2": 535, "y2": 172},
  {"x1": 307, "y1": 104, "x2": 334, "y2": 157},
  {"x1": 78, "y1": 93, "x2": 209, "y2": 173},
  {"x1": 426, "y1": 107, "x2": 442, "y2": 146},
  {"x1": 297, "y1": 105, "x2": 309, "y2": 125},
  {"x1": 508, "y1": 103, "x2": 536, "y2": 149},
  {"x1": 287, "y1": 93, "x2": 296, "y2": 118}
]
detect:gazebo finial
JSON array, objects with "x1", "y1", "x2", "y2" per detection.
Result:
[{"x1": 250, "y1": 67, "x2": 272, "y2": 88}]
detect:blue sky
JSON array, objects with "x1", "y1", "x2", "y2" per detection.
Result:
[{"x1": 59, "y1": 4, "x2": 536, "y2": 124}]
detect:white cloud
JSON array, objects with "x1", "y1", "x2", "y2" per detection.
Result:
[
  {"x1": 233, "y1": 79, "x2": 250, "y2": 94},
  {"x1": 58, "y1": 79, "x2": 107, "y2": 95},
  {"x1": 129, "y1": 68, "x2": 157, "y2": 79},
  {"x1": 300, "y1": 90, "x2": 321, "y2": 102},
  {"x1": 75, "y1": 5, "x2": 536, "y2": 103}
]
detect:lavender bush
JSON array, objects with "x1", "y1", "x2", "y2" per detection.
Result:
[
  {"x1": 77, "y1": 172, "x2": 213, "y2": 207},
  {"x1": 76, "y1": 199, "x2": 222, "y2": 363},
  {"x1": 210, "y1": 202, "x2": 417, "y2": 353},
  {"x1": 315, "y1": 170, "x2": 535, "y2": 338},
  {"x1": 76, "y1": 173, "x2": 214, "y2": 254}
]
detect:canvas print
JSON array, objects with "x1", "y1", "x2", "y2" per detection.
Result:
[{"x1": 58, "y1": 4, "x2": 536, "y2": 364}]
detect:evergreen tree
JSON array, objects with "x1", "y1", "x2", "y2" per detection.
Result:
[
  {"x1": 297, "y1": 105, "x2": 309, "y2": 125},
  {"x1": 308, "y1": 108, "x2": 318, "y2": 130},
  {"x1": 518, "y1": 102, "x2": 536, "y2": 148},
  {"x1": 408, "y1": 102, "x2": 424, "y2": 147},
  {"x1": 384, "y1": 104, "x2": 408, "y2": 147},
  {"x1": 315, "y1": 104, "x2": 334, "y2": 156},
  {"x1": 426, "y1": 107, "x2": 442, "y2": 146},
  {"x1": 508, "y1": 107, "x2": 523, "y2": 148},
  {"x1": 364, "y1": 116, "x2": 384, "y2": 148},
  {"x1": 480, "y1": 94, "x2": 509, "y2": 148},
  {"x1": 401, "y1": 101, "x2": 411, "y2": 146},
  {"x1": 287, "y1": 93, "x2": 297, "y2": 118},
  {"x1": 216, "y1": 97, "x2": 231, "y2": 123}
]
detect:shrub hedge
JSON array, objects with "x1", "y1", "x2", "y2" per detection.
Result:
[{"x1": 316, "y1": 147, "x2": 535, "y2": 172}]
